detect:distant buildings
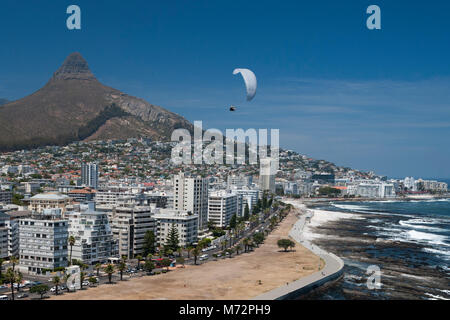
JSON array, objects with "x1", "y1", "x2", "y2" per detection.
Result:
[
  {"x1": 259, "y1": 158, "x2": 276, "y2": 193},
  {"x1": 173, "y1": 173, "x2": 208, "y2": 236},
  {"x1": 68, "y1": 187, "x2": 96, "y2": 203},
  {"x1": 227, "y1": 175, "x2": 252, "y2": 189},
  {"x1": 18, "y1": 209, "x2": 69, "y2": 274},
  {"x1": 355, "y1": 183, "x2": 395, "y2": 198},
  {"x1": 81, "y1": 162, "x2": 99, "y2": 189},
  {"x1": 208, "y1": 190, "x2": 238, "y2": 228},
  {"x1": 402, "y1": 177, "x2": 448, "y2": 193},
  {"x1": 0, "y1": 190, "x2": 12, "y2": 205}
]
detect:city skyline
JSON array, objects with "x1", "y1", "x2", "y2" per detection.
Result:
[{"x1": 0, "y1": 0, "x2": 449, "y2": 178}]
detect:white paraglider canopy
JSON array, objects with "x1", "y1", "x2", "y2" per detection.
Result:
[{"x1": 233, "y1": 68, "x2": 257, "y2": 101}]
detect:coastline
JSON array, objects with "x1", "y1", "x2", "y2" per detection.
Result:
[
  {"x1": 253, "y1": 199, "x2": 345, "y2": 300},
  {"x1": 293, "y1": 197, "x2": 450, "y2": 300}
]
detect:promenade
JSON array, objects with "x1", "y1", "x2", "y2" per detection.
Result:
[{"x1": 253, "y1": 201, "x2": 344, "y2": 300}]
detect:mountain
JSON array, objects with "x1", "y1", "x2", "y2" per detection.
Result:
[
  {"x1": 0, "y1": 53, "x2": 193, "y2": 151},
  {"x1": 0, "y1": 99, "x2": 8, "y2": 106}
]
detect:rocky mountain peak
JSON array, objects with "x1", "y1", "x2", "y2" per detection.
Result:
[{"x1": 52, "y1": 52, "x2": 96, "y2": 81}]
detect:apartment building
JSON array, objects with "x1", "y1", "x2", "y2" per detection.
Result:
[
  {"x1": 173, "y1": 173, "x2": 208, "y2": 236},
  {"x1": 18, "y1": 209, "x2": 69, "y2": 274},
  {"x1": 29, "y1": 193, "x2": 72, "y2": 214},
  {"x1": 3, "y1": 211, "x2": 32, "y2": 258},
  {"x1": 232, "y1": 188, "x2": 260, "y2": 217},
  {"x1": 108, "y1": 205, "x2": 156, "y2": 259},
  {"x1": 0, "y1": 190, "x2": 12, "y2": 205},
  {"x1": 66, "y1": 203, "x2": 117, "y2": 265},
  {"x1": 259, "y1": 158, "x2": 276, "y2": 193},
  {"x1": 81, "y1": 162, "x2": 99, "y2": 189},
  {"x1": 154, "y1": 209, "x2": 198, "y2": 247},
  {"x1": 0, "y1": 212, "x2": 8, "y2": 259},
  {"x1": 208, "y1": 190, "x2": 238, "y2": 228}
]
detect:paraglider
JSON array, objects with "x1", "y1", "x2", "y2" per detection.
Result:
[
  {"x1": 229, "y1": 106, "x2": 236, "y2": 112},
  {"x1": 233, "y1": 68, "x2": 257, "y2": 101}
]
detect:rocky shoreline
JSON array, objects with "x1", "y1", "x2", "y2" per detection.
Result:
[{"x1": 298, "y1": 202, "x2": 450, "y2": 300}]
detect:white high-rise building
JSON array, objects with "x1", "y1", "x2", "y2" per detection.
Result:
[
  {"x1": 232, "y1": 188, "x2": 260, "y2": 217},
  {"x1": 108, "y1": 205, "x2": 157, "y2": 259},
  {"x1": 173, "y1": 173, "x2": 208, "y2": 236},
  {"x1": 3, "y1": 211, "x2": 32, "y2": 258},
  {"x1": 208, "y1": 190, "x2": 238, "y2": 228},
  {"x1": 66, "y1": 203, "x2": 118, "y2": 265},
  {"x1": 403, "y1": 177, "x2": 416, "y2": 191},
  {"x1": 18, "y1": 209, "x2": 69, "y2": 274},
  {"x1": 154, "y1": 209, "x2": 198, "y2": 247},
  {"x1": 356, "y1": 183, "x2": 396, "y2": 198},
  {"x1": 81, "y1": 163, "x2": 99, "y2": 189},
  {"x1": 259, "y1": 158, "x2": 276, "y2": 193},
  {"x1": 0, "y1": 212, "x2": 8, "y2": 259}
]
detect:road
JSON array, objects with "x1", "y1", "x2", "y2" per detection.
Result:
[{"x1": 0, "y1": 207, "x2": 280, "y2": 300}]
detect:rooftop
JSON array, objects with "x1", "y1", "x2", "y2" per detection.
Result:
[{"x1": 30, "y1": 193, "x2": 70, "y2": 201}]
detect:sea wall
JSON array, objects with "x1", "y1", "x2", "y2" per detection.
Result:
[{"x1": 253, "y1": 207, "x2": 344, "y2": 300}]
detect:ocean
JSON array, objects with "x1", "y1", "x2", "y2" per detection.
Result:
[{"x1": 301, "y1": 199, "x2": 450, "y2": 300}]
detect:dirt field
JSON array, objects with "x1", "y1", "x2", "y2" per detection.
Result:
[{"x1": 52, "y1": 209, "x2": 322, "y2": 300}]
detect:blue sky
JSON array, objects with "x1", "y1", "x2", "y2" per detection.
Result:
[{"x1": 0, "y1": 0, "x2": 449, "y2": 178}]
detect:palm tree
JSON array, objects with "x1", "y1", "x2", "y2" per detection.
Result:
[
  {"x1": 15, "y1": 271, "x2": 23, "y2": 292},
  {"x1": 80, "y1": 272, "x2": 86, "y2": 289},
  {"x1": 104, "y1": 264, "x2": 115, "y2": 284},
  {"x1": 52, "y1": 276, "x2": 61, "y2": 295},
  {"x1": 10, "y1": 256, "x2": 18, "y2": 271},
  {"x1": 68, "y1": 236, "x2": 76, "y2": 266},
  {"x1": 243, "y1": 238, "x2": 250, "y2": 253},
  {"x1": 95, "y1": 263, "x2": 102, "y2": 277},
  {"x1": 236, "y1": 244, "x2": 242, "y2": 255},
  {"x1": 63, "y1": 273, "x2": 71, "y2": 293},
  {"x1": 5, "y1": 268, "x2": 17, "y2": 300},
  {"x1": 177, "y1": 247, "x2": 183, "y2": 258},
  {"x1": 135, "y1": 255, "x2": 143, "y2": 270},
  {"x1": 186, "y1": 246, "x2": 193, "y2": 259},
  {"x1": 118, "y1": 261, "x2": 127, "y2": 281},
  {"x1": 192, "y1": 247, "x2": 200, "y2": 265}
]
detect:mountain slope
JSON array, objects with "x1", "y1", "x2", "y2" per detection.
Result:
[
  {"x1": 0, "y1": 53, "x2": 192, "y2": 151},
  {"x1": 0, "y1": 99, "x2": 8, "y2": 105}
]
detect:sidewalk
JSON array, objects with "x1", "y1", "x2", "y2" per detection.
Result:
[{"x1": 253, "y1": 208, "x2": 344, "y2": 300}]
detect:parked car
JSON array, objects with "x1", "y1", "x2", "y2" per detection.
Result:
[
  {"x1": 0, "y1": 295, "x2": 8, "y2": 300},
  {"x1": 50, "y1": 286, "x2": 62, "y2": 292},
  {"x1": 199, "y1": 254, "x2": 209, "y2": 261},
  {"x1": 82, "y1": 281, "x2": 90, "y2": 287},
  {"x1": 17, "y1": 293, "x2": 28, "y2": 299}
]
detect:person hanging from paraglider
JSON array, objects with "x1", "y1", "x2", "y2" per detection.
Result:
[{"x1": 229, "y1": 68, "x2": 257, "y2": 112}]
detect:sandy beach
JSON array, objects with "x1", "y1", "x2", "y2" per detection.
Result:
[{"x1": 52, "y1": 207, "x2": 323, "y2": 300}]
